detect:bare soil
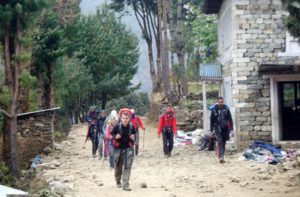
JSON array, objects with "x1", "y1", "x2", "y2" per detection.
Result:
[{"x1": 37, "y1": 118, "x2": 300, "y2": 197}]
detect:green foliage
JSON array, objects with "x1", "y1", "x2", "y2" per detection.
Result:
[
  {"x1": 0, "y1": 0, "x2": 48, "y2": 35},
  {"x1": 54, "y1": 56, "x2": 94, "y2": 111},
  {"x1": 106, "y1": 92, "x2": 150, "y2": 116},
  {"x1": 172, "y1": 63, "x2": 180, "y2": 81},
  {"x1": 0, "y1": 68, "x2": 10, "y2": 110},
  {"x1": 0, "y1": 162, "x2": 14, "y2": 186},
  {"x1": 39, "y1": 190, "x2": 51, "y2": 197},
  {"x1": 75, "y1": 6, "x2": 140, "y2": 105},
  {"x1": 31, "y1": 8, "x2": 65, "y2": 82},
  {"x1": 20, "y1": 70, "x2": 37, "y2": 88},
  {"x1": 189, "y1": 5, "x2": 218, "y2": 63},
  {"x1": 20, "y1": 70, "x2": 38, "y2": 111},
  {"x1": 0, "y1": 86, "x2": 11, "y2": 110},
  {"x1": 285, "y1": 0, "x2": 300, "y2": 38}
]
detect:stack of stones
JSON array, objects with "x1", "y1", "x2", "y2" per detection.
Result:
[
  {"x1": 2, "y1": 111, "x2": 55, "y2": 169},
  {"x1": 16, "y1": 112, "x2": 54, "y2": 169},
  {"x1": 176, "y1": 108, "x2": 204, "y2": 132}
]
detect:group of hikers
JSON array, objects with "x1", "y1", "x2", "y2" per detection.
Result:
[
  {"x1": 84, "y1": 96, "x2": 233, "y2": 191},
  {"x1": 85, "y1": 107, "x2": 145, "y2": 191}
]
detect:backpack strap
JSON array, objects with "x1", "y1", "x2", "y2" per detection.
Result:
[{"x1": 118, "y1": 122, "x2": 133, "y2": 136}]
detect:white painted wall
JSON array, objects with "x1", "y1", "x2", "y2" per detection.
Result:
[
  {"x1": 278, "y1": 31, "x2": 300, "y2": 57},
  {"x1": 217, "y1": 0, "x2": 233, "y2": 64}
]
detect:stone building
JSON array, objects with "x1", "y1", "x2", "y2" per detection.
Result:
[{"x1": 203, "y1": 0, "x2": 300, "y2": 149}]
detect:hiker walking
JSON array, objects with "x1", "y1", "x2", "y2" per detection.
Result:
[
  {"x1": 85, "y1": 115, "x2": 100, "y2": 158},
  {"x1": 111, "y1": 109, "x2": 136, "y2": 191},
  {"x1": 103, "y1": 110, "x2": 119, "y2": 131},
  {"x1": 157, "y1": 105, "x2": 177, "y2": 158},
  {"x1": 105, "y1": 115, "x2": 117, "y2": 169},
  {"x1": 86, "y1": 106, "x2": 97, "y2": 134},
  {"x1": 97, "y1": 110, "x2": 107, "y2": 160},
  {"x1": 210, "y1": 96, "x2": 233, "y2": 163},
  {"x1": 130, "y1": 109, "x2": 145, "y2": 156}
]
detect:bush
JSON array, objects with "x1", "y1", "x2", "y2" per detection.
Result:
[
  {"x1": 106, "y1": 92, "x2": 150, "y2": 116},
  {"x1": 0, "y1": 162, "x2": 14, "y2": 186}
]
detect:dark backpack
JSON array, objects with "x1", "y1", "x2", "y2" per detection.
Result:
[
  {"x1": 112, "y1": 122, "x2": 134, "y2": 149},
  {"x1": 215, "y1": 107, "x2": 230, "y2": 130}
]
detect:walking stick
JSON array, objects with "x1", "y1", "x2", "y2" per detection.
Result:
[
  {"x1": 82, "y1": 137, "x2": 88, "y2": 149},
  {"x1": 102, "y1": 136, "x2": 105, "y2": 165},
  {"x1": 143, "y1": 129, "x2": 146, "y2": 153}
]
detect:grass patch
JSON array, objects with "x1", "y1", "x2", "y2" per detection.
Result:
[{"x1": 188, "y1": 81, "x2": 220, "y2": 94}]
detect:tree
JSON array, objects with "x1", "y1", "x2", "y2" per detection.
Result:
[
  {"x1": 183, "y1": 3, "x2": 217, "y2": 81},
  {"x1": 32, "y1": 9, "x2": 65, "y2": 108},
  {"x1": 285, "y1": 0, "x2": 300, "y2": 38},
  {"x1": 0, "y1": 0, "x2": 47, "y2": 177},
  {"x1": 189, "y1": 6, "x2": 217, "y2": 63},
  {"x1": 54, "y1": 56, "x2": 95, "y2": 124},
  {"x1": 75, "y1": 7, "x2": 140, "y2": 109},
  {"x1": 175, "y1": 0, "x2": 188, "y2": 95},
  {"x1": 110, "y1": 0, "x2": 163, "y2": 93},
  {"x1": 162, "y1": 0, "x2": 171, "y2": 94},
  {"x1": 106, "y1": 92, "x2": 150, "y2": 115}
]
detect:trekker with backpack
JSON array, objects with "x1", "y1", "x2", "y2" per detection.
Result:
[
  {"x1": 86, "y1": 107, "x2": 97, "y2": 136},
  {"x1": 157, "y1": 105, "x2": 177, "y2": 158},
  {"x1": 111, "y1": 109, "x2": 136, "y2": 191},
  {"x1": 97, "y1": 110, "x2": 107, "y2": 160},
  {"x1": 85, "y1": 116, "x2": 100, "y2": 158},
  {"x1": 210, "y1": 96, "x2": 233, "y2": 163},
  {"x1": 105, "y1": 115, "x2": 117, "y2": 169},
  {"x1": 130, "y1": 109, "x2": 145, "y2": 156}
]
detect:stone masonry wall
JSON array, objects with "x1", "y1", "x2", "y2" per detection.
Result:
[
  {"x1": 2, "y1": 111, "x2": 55, "y2": 169},
  {"x1": 230, "y1": 0, "x2": 300, "y2": 149}
]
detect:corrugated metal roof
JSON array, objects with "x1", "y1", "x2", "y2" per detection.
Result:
[{"x1": 199, "y1": 63, "x2": 222, "y2": 81}]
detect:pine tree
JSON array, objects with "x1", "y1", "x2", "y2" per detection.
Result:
[
  {"x1": 0, "y1": 0, "x2": 47, "y2": 177},
  {"x1": 75, "y1": 7, "x2": 140, "y2": 109}
]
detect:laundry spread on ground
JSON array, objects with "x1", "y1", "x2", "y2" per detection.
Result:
[
  {"x1": 243, "y1": 141, "x2": 298, "y2": 165},
  {"x1": 174, "y1": 130, "x2": 193, "y2": 147}
]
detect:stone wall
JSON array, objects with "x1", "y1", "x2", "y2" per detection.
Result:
[
  {"x1": 2, "y1": 109, "x2": 56, "y2": 169},
  {"x1": 228, "y1": 0, "x2": 300, "y2": 149}
]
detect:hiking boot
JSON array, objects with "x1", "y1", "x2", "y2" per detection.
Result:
[
  {"x1": 135, "y1": 145, "x2": 139, "y2": 156},
  {"x1": 123, "y1": 187, "x2": 132, "y2": 191},
  {"x1": 219, "y1": 158, "x2": 226, "y2": 163},
  {"x1": 164, "y1": 154, "x2": 169, "y2": 158},
  {"x1": 116, "y1": 182, "x2": 122, "y2": 188},
  {"x1": 168, "y1": 153, "x2": 171, "y2": 157}
]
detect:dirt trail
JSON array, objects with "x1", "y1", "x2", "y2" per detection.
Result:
[{"x1": 37, "y1": 118, "x2": 300, "y2": 197}]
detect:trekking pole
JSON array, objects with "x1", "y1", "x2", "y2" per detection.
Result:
[
  {"x1": 143, "y1": 128, "x2": 146, "y2": 153},
  {"x1": 82, "y1": 137, "x2": 88, "y2": 149},
  {"x1": 102, "y1": 138, "x2": 105, "y2": 165}
]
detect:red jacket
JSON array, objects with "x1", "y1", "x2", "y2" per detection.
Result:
[
  {"x1": 131, "y1": 115, "x2": 145, "y2": 130},
  {"x1": 157, "y1": 110, "x2": 177, "y2": 135}
]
